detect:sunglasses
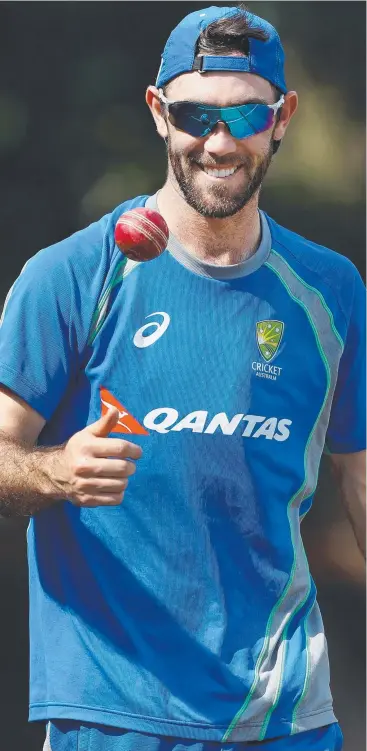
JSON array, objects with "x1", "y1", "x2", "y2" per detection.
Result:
[{"x1": 159, "y1": 89, "x2": 284, "y2": 140}]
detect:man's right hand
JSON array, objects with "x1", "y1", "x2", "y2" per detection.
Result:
[{"x1": 55, "y1": 408, "x2": 143, "y2": 507}]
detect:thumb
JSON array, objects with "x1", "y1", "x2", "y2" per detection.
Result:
[{"x1": 87, "y1": 407, "x2": 120, "y2": 437}]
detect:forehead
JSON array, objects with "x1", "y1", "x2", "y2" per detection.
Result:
[{"x1": 166, "y1": 71, "x2": 274, "y2": 105}]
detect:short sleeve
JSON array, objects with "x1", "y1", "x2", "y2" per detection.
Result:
[
  {"x1": 0, "y1": 219, "x2": 110, "y2": 421},
  {"x1": 326, "y1": 268, "x2": 366, "y2": 453}
]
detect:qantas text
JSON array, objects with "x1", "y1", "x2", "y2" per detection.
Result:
[{"x1": 143, "y1": 409, "x2": 292, "y2": 441}]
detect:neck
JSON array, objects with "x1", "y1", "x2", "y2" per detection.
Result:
[{"x1": 156, "y1": 179, "x2": 262, "y2": 266}]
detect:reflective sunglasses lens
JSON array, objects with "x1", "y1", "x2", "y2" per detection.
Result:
[
  {"x1": 167, "y1": 102, "x2": 275, "y2": 139},
  {"x1": 225, "y1": 104, "x2": 275, "y2": 139},
  {"x1": 168, "y1": 102, "x2": 213, "y2": 137}
]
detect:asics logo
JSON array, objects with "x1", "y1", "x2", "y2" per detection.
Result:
[{"x1": 133, "y1": 312, "x2": 170, "y2": 348}]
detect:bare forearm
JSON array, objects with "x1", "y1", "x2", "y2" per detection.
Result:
[
  {"x1": 0, "y1": 408, "x2": 142, "y2": 516},
  {"x1": 0, "y1": 431, "x2": 67, "y2": 516}
]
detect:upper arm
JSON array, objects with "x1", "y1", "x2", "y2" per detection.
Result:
[{"x1": 0, "y1": 384, "x2": 45, "y2": 445}]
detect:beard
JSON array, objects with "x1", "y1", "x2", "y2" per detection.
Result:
[{"x1": 167, "y1": 135, "x2": 274, "y2": 219}]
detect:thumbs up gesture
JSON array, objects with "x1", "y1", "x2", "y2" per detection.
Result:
[
  {"x1": 87, "y1": 407, "x2": 122, "y2": 438},
  {"x1": 53, "y1": 408, "x2": 143, "y2": 507}
]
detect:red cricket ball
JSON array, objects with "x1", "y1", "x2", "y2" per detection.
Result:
[{"x1": 114, "y1": 207, "x2": 169, "y2": 262}]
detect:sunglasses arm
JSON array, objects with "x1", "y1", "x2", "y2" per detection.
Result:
[
  {"x1": 270, "y1": 95, "x2": 285, "y2": 113},
  {"x1": 158, "y1": 89, "x2": 174, "y2": 108}
]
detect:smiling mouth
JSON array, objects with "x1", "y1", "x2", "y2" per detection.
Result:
[{"x1": 198, "y1": 165, "x2": 240, "y2": 179}]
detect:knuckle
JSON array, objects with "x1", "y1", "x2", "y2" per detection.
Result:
[
  {"x1": 78, "y1": 440, "x2": 91, "y2": 455},
  {"x1": 73, "y1": 476, "x2": 87, "y2": 491},
  {"x1": 74, "y1": 493, "x2": 94, "y2": 507},
  {"x1": 72, "y1": 435, "x2": 90, "y2": 454},
  {"x1": 119, "y1": 440, "x2": 141, "y2": 459},
  {"x1": 72, "y1": 456, "x2": 89, "y2": 477}
]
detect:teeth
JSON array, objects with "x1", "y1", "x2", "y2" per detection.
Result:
[{"x1": 204, "y1": 167, "x2": 237, "y2": 178}]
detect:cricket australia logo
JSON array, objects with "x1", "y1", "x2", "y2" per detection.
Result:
[
  {"x1": 252, "y1": 320, "x2": 284, "y2": 381},
  {"x1": 256, "y1": 320, "x2": 284, "y2": 362}
]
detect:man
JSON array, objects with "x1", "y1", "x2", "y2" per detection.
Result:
[{"x1": 0, "y1": 5, "x2": 364, "y2": 750}]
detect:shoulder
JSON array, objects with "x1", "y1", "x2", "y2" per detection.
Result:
[
  {"x1": 264, "y1": 213, "x2": 365, "y2": 338},
  {"x1": 23, "y1": 194, "x2": 149, "y2": 279}
]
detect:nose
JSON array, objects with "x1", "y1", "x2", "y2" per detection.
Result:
[{"x1": 203, "y1": 122, "x2": 237, "y2": 156}]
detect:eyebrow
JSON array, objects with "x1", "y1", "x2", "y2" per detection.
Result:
[{"x1": 227, "y1": 97, "x2": 269, "y2": 106}]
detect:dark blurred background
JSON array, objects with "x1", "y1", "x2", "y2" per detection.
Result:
[{"x1": 0, "y1": 3, "x2": 365, "y2": 750}]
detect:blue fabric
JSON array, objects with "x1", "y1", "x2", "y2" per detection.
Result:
[
  {"x1": 48, "y1": 721, "x2": 344, "y2": 750},
  {"x1": 265, "y1": 214, "x2": 366, "y2": 454},
  {"x1": 324, "y1": 268, "x2": 366, "y2": 453},
  {"x1": 155, "y1": 7, "x2": 287, "y2": 94},
  {"x1": 0, "y1": 196, "x2": 363, "y2": 742}
]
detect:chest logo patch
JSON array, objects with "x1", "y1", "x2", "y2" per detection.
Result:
[
  {"x1": 133, "y1": 312, "x2": 170, "y2": 348},
  {"x1": 256, "y1": 320, "x2": 284, "y2": 362}
]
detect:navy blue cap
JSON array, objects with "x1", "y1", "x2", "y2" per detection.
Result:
[{"x1": 156, "y1": 6, "x2": 287, "y2": 94}]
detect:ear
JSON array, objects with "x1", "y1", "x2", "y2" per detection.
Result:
[
  {"x1": 146, "y1": 85, "x2": 169, "y2": 140},
  {"x1": 273, "y1": 91, "x2": 298, "y2": 143}
]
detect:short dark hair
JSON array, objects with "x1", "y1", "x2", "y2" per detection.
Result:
[
  {"x1": 195, "y1": 5, "x2": 283, "y2": 154},
  {"x1": 196, "y1": 5, "x2": 268, "y2": 57}
]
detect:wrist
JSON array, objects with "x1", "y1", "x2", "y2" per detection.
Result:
[{"x1": 34, "y1": 445, "x2": 70, "y2": 502}]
